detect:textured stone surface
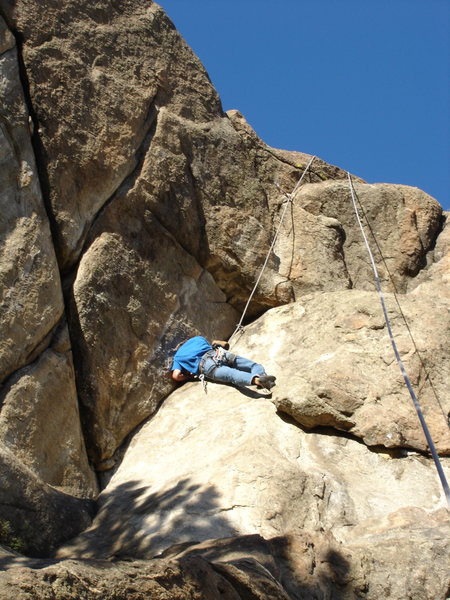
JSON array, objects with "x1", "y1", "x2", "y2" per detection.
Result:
[
  {"x1": 55, "y1": 371, "x2": 449, "y2": 560},
  {"x1": 409, "y1": 212, "x2": 450, "y2": 298},
  {"x1": 0, "y1": 444, "x2": 95, "y2": 557},
  {"x1": 0, "y1": 14, "x2": 97, "y2": 495},
  {"x1": 3, "y1": 0, "x2": 443, "y2": 477},
  {"x1": 1, "y1": 0, "x2": 352, "y2": 297},
  {"x1": 171, "y1": 521, "x2": 450, "y2": 600},
  {"x1": 0, "y1": 1, "x2": 449, "y2": 597},
  {"x1": 0, "y1": 14, "x2": 96, "y2": 554},
  {"x1": 71, "y1": 215, "x2": 239, "y2": 467},
  {"x1": 0, "y1": 553, "x2": 289, "y2": 600},
  {"x1": 343, "y1": 507, "x2": 450, "y2": 600},
  {"x1": 0, "y1": 15, "x2": 63, "y2": 383},
  {"x1": 243, "y1": 290, "x2": 450, "y2": 454},
  {"x1": 0, "y1": 324, "x2": 97, "y2": 497},
  {"x1": 287, "y1": 180, "x2": 443, "y2": 294},
  {"x1": 1, "y1": 1, "x2": 174, "y2": 269},
  {"x1": 2, "y1": 521, "x2": 450, "y2": 600}
]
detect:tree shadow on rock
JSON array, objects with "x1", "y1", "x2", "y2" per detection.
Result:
[{"x1": 56, "y1": 477, "x2": 240, "y2": 561}]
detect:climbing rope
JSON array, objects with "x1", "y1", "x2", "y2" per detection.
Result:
[
  {"x1": 228, "y1": 155, "x2": 316, "y2": 346},
  {"x1": 347, "y1": 172, "x2": 450, "y2": 507},
  {"x1": 346, "y1": 190, "x2": 449, "y2": 429}
]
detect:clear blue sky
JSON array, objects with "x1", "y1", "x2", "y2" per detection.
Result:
[{"x1": 159, "y1": 0, "x2": 450, "y2": 210}]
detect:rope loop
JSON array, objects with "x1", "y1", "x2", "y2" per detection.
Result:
[{"x1": 228, "y1": 155, "x2": 316, "y2": 346}]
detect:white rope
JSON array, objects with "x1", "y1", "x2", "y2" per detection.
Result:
[
  {"x1": 347, "y1": 172, "x2": 450, "y2": 508},
  {"x1": 229, "y1": 155, "x2": 316, "y2": 345}
]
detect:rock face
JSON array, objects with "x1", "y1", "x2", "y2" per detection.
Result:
[
  {"x1": 0, "y1": 11, "x2": 97, "y2": 552},
  {"x1": 56, "y1": 378, "x2": 450, "y2": 560},
  {"x1": 262, "y1": 290, "x2": 450, "y2": 454},
  {"x1": 2, "y1": 520, "x2": 450, "y2": 600},
  {"x1": 2, "y1": 0, "x2": 357, "y2": 468},
  {"x1": 1, "y1": 0, "x2": 443, "y2": 469},
  {"x1": 0, "y1": 0, "x2": 450, "y2": 598},
  {"x1": 0, "y1": 13, "x2": 63, "y2": 385},
  {"x1": 0, "y1": 444, "x2": 95, "y2": 557},
  {"x1": 0, "y1": 324, "x2": 97, "y2": 496},
  {"x1": 409, "y1": 211, "x2": 450, "y2": 298},
  {"x1": 280, "y1": 180, "x2": 443, "y2": 294},
  {"x1": 0, "y1": 552, "x2": 295, "y2": 600},
  {"x1": 70, "y1": 215, "x2": 238, "y2": 467}
]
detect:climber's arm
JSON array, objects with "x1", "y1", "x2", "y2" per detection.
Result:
[
  {"x1": 171, "y1": 369, "x2": 189, "y2": 382},
  {"x1": 212, "y1": 339, "x2": 230, "y2": 349}
]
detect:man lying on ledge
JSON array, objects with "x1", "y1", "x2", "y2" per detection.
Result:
[{"x1": 170, "y1": 336, "x2": 276, "y2": 392}]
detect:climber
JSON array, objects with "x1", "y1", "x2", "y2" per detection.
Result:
[{"x1": 170, "y1": 336, "x2": 276, "y2": 391}]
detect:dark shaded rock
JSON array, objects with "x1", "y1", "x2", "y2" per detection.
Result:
[{"x1": 0, "y1": 444, "x2": 95, "y2": 557}]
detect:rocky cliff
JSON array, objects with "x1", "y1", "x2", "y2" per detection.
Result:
[{"x1": 0, "y1": 1, "x2": 449, "y2": 599}]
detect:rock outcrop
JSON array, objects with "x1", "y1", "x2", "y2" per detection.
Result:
[
  {"x1": 0, "y1": 444, "x2": 95, "y2": 557},
  {"x1": 409, "y1": 211, "x2": 450, "y2": 298},
  {"x1": 0, "y1": 10, "x2": 97, "y2": 543},
  {"x1": 1, "y1": 519, "x2": 450, "y2": 600},
  {"x1": 266, "y1": 290, "x2": 450, "y2": 453},
  {"x1": 1, "y1": 0, "x2": 443, "y2": 470},
  {"x1": 55, "y1": 303, "x2": 450, "y2": 559},
  {"x1": 0, "y1": 0, "x2": 449, "y2": 598},
  {"x1": 0, "y1": 15, "x2": 62, "y2": 385},
  {"x1": 283, "y1": 180, "x2": 442, "y2": 293}
]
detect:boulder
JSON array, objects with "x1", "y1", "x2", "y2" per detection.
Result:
[
  {"x1": 169, "y1": 520, "x2": 450, "y2": 600},
  {"x1": 409, "y1": 212, "x2": 450, "y2": 299},
  {"x1": 244, "y1": 290, "x2": 450, "y2": 454},
  {"x1": 0, "y1": 550, "x2": 297, "y2": 600},
  {"x1": 284, "y1": 180, "x2": 442, "y2": 294},
  {"x1": 342, "y1": 507, "x2": 450, "y2": 600},
  {"x1": 1, "y1": 1, "x2": 176, "y2": 270},
  {"x1": 0, "y1": 16, "x2": 97, "y2": 552},
  {"x1": 70, "y1": 211, "x2": 239, "y2": 467},
  {"x1": 0, "y1": 11, "x2": 95, "y2": 480}
]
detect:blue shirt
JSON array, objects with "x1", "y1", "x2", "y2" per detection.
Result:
[{"x1": 172, "y1": 336, "x2": 212, "y2": 375}]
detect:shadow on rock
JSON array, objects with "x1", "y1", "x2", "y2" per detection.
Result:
[
  {"x1": 55, "y1": 478, "x2": 239, "y2": 560},
  {"x1": 160, "y1": 531, "x2": 355, "y2": 600},
  {"x1": 0, "y1": 533, "x2": 356, "y2": 600}
]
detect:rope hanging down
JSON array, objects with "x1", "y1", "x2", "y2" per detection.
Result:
[
  {"x1": 229, "y1": 155, "x2": 316, "y2": 345},
  {"x1": 346, "y1": 193, "x2": 449, "y2": 430},
  {"x1": 347, "y1": 172, "x2": 450, "y2": 508}
]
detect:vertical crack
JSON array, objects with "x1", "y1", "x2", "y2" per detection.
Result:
[{"x1": 3, "y1": 21, "x2": 63, "y2": 262}]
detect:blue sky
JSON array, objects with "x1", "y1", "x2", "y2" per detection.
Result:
[{"x1": 159, "y1": 0, "x2": 450, "y2": 210}]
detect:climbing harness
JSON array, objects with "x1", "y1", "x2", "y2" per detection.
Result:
[
  {"x1": 347, "y1": 172, "x2": 450, "y2": 508},
  {"x1": 197, "y1": 346, "x2": 235, "y2": 395},
  {"x1": 228, "y1": 155, "x2": 316, "y2": 347}
]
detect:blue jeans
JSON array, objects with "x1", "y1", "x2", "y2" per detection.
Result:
[{"x1": 200, "y1": 351, "x2": 266, "y2": 387}]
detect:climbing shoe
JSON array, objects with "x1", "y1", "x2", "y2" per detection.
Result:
[{"x1": 256, "y1": 375, "x2": 276, "y2": 391}]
